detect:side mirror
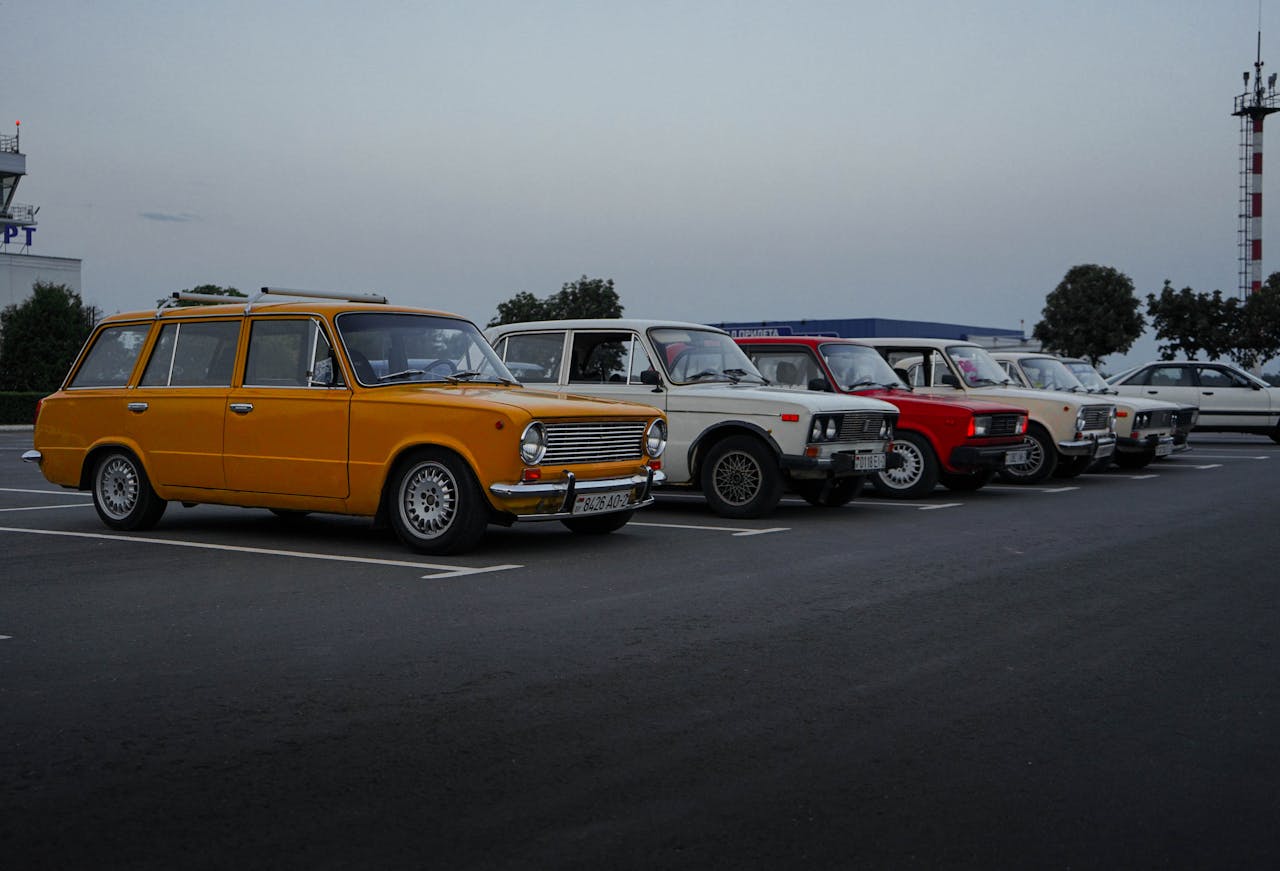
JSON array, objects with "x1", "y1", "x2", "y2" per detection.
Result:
[
  {"x1": 808, "y1": 377, "x2": 833, "y2": 392},
  {"x1": 640, "y1": 368, "x2": 661, "y2": 385},
  {"x1": 940, "y1": 373, "x2": 959, "y2": 387}
]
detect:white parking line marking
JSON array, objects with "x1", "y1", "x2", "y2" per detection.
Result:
[
  {"x1": 983, "y1": 485, "x2": 1080, "y2": 493},
  {"x1": 0, "y1": 635, "x2": 11, "y2": 640},
  {"x1": 0, "y1": 526, "x2": 521, "y2": 579},
  {"x1": 1173, "y1": 454, "x2": 1268, "y2": 460},
  {"x1": 0, "y1": 487, "x2": 92, "y2": 497},
  {"x1": 1128, "y1": 474, "x2": 1159, "y2": 480},
  {"x1": 0, "y1": 504, "x2": 92, "y2": 513},
  {"x1": 629, "y1": 521, "x2": 789, "y2": 537},
  {"x1": 860, "y1": 500, "x2": 962, "y2": 510}
]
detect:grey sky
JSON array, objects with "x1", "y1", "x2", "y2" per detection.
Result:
[{"x1": 7, "y1": 1, "x2": 1273, "y2": 368}]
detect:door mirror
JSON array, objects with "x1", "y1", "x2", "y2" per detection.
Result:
[
  {"x1": 808, "y1": 377, "x2": 833, "y2": 392},
  {"x1": 640, "y1": 368, "x2": 661, "y2": 385},
  {"x1": 940, "y1": 373, "x2": 959, "y2": 387}
]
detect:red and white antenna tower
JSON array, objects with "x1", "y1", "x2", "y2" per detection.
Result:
[{"x1": 1234, "y1": 31, "x2": 1280, "y2": 296}]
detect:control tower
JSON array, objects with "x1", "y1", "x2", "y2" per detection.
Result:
[{"x1": 1, "y1": 121, "x2": 38, "y2": 251}]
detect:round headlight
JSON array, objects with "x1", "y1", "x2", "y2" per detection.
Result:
[
  {"x1": 811, "y1": 418, "x2": 823, "y2": 441},
  {"x1": 824, "y1": 418, "x2": 837, "y2": 440},
  {"x1": 879, "y1": 419, "x2": 892, "y2": 439},
  {"x1": 645, "y1": 418, "x2": 667, "y2": 457},
  {"x1": 519, "y1": 421, "x2": 546, "y2": 464}
]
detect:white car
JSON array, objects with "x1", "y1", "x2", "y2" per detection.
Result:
[
  {"x1": 485, "y1": 319, "x2": 900, "y2": 516},
  {"x1": 855, "y1": 338, "x2": 1116, "y2": 483},
  {"x1": 1106, "y1": 360, "x2": 1280, "y2": 443},
  {"x1": 991, "y1": 352, "x2": 1178, "y2": 469},
  {"x1": 1058, "y1": 357, "x2": 1197, "y2": 453}
]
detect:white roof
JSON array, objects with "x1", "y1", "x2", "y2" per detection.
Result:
[{"x1": 486, "y1": 318, "x2": 726, "y2": 334}]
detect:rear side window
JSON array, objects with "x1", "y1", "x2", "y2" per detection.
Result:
[
  {"x1": 245, "y1": 318, "x2": 339, "y2": 387},
  {"x1": 140, "y1": 320, "x2": 241, "y2": 387},
  {"x1": 68, "y1": 323, "x2": 153, "y2": 388},
  {"x1": 500, "y1": 332, "x2": 565, "y2": 383}
]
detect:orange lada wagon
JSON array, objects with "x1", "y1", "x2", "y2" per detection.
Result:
[{"x1": 23, "y1": 288, "x2": 668, "y2": 555}]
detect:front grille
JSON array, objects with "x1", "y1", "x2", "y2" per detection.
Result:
[
  {"x1": 987, "y1": 414, "x2": 1023, "y2": 436},
  {"x1": 543, "y1": 421, "x2": 645, "y2": 464},
  {"x1": 1081, "y1": 405, "x2": 1113, "y2": 431},
  {"x1": 837, "y1": 412, "x2": 889, "y2": 441}
]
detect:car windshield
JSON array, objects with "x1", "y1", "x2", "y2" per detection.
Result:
[
  {"x1": 1020, "y1": 357, "x2": 1086, "y2": 392},
  {"x1": 820, "y1": 343, "x2": 907, "y2": 390},
  {"x1": 649, "y1": 327, "x2": 768, "y2": 385},
  {"x1": 336, "y1": 312, "x2": 516, "y2": 387},
  {"x1": 1063, "y1": 361, "x2": 1112, "y2": 392},
  {"x1": 946, "y1": 345, "x2": 1015, "y2": 387}
]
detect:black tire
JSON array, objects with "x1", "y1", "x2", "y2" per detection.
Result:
[
  {"x1": 1270, "y1": 425, "x2": 1280, "y2": 445},
  {"x1": 996, "y1": 426, "x2": 1058, "y2": 484},
  {"x1": 938, "y1": 469, "x2": 995, "y2": 492},
  {"x1": 794, "y1": 477, "x2": 862, "y2": 507},
  {"x1": 91, "y1": 449, "x2": 167, "y2": 531},
  {"x1": 561, "y1": 508, "x2": 635, "y2": 534},
  {"x1": 699, "y1": 435, "x2": 783, "y2": 518},
  {"x1": 1114, "y1": 451, "x2": 1154, "y2": 470},
  {"x1": 871, "y1": 431, "x2": 939, "y2": 499},
  {"x1": 387, "y1": 449, "x2": 488, "y2": 554},
  {"x1": 1053, "y1": 455, "x2": 1093, "y2": 478}
]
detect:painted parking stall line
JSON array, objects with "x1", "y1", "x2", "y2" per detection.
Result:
[
  {"x1": 0, "y1": 526, "x2": 521, "y2": 580},
  {"x1": 982, "y1": 485, "x2": 1081, "y2": 494},
  {"x1": 629, "y1": 521, "x2": 789, "y2": 537},
  {"x1": 0, "y1": 503, "x2": 93, "y2": 513},
  {"x1": 858, "y1": 499, "x2": 964, "y2": 511},
  {"x1": 0, "y1": 487, "x2": 93, "y2": 497}
]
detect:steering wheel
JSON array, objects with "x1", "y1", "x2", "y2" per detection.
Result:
[{"x1": 425, "y1": 359, "x2": 456, "y2": 376}]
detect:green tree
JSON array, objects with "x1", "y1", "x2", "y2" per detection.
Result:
[
  {"x1": 1032, "y1": 264, "x2": 1145, "y2": 366},
  {"x1": 0, "y1": 281, "x2": 99, "y2": 391},
  {"x1": 488, "y1": 276, "x2": 624, "y2": 326},
  {"x1": 1228, "y1": 275, "x2": 1280, "y2": 370},
  {"x1": 1145, "y1": 281, "x2": 1237, "y2": 360}
]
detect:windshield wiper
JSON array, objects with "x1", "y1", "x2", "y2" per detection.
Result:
[
  {"x1": 378, "y1": 368, "x2": 425, "y2": 382},
  {"x1": 970, "y1": 377, "x2": 1008, "y2": 387},
  {"x1": 723, "y1": 368, "x2": 765, "y2": 383},
  {"x1": 688, "y1": 369, "x2": 732, "y2": 382},
  {"x1": 846, "y1": 379, "x2": 885, "y2": 389}
]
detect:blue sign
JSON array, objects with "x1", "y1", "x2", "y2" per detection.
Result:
[{"x1": 2, "y1": 225, "x2": 36, "y2": 246}]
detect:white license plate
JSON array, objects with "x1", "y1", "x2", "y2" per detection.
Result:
[
  {"x1": 1005, "y1": 449, "x2": 1029, "y2": 466},
  {"x1": 854, "y1": 453, "x2": 886, "y2": 471},
  {"x1": 1095, "y1": 441, "x2": 1115, "y2": 458},
  {"x1": 1155, "y1": 441, "x2": 1173, "y2": 457},
  {"x1": 573, "y1": 489, "x2": 631, "y2": 515}
]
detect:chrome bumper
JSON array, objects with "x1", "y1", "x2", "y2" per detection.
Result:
[
  {"x1": 489, "y1": 467, "x2": 665, "y2": 521},
  {"x1": 1058, "y1": 433, "x2": 1116, "y2": 458},
  {"x1": 21, "y1": 449, "x2": 42, "y2": 465}
]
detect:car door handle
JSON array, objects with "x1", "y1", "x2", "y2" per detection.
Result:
[
  {"x1": 1201, "y1": 391, "x2": 1214, "y2": 395},
  {"x1": 1145, "y1": 390, "x2": 1158, "y2": 394},
  {"x1": 127, "y1": 402, "x2": 148, "y2": 413},
  {"x1": 229, "y1": 403, "x2": 254, "y2": 415}
]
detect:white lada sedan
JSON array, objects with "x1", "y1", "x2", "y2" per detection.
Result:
[{"x1": 486, "y1": 319, "x2": 900, "y2": 517}]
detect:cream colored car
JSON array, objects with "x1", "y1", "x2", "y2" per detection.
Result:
[
  {"x1": 486, "y1": 319, "x2": 901, "y2": 516},
  {"x1": 857, "y1": 338, "x2": 1116, "y2": 483},
  {"x1": 992, "y1": 352, "x2": 1176, "y2": 470}
]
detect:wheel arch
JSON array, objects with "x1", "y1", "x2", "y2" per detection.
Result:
[
  {"x1": 79, "y1": 440, "x2": 152, "y2": 491},
  {"x1": 687, "y1": 421, "x2": 783, "y2": 482},
  {"x1": 374, "y1": 441, "x2": 492, "y2": 527}
]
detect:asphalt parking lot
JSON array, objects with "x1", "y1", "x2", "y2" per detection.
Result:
[{"x1": 3, "y1": 429, "x2": 1278, "y2": 869}]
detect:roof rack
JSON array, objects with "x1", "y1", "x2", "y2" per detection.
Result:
[
  {"x1": 258, "y1": 286, "x2": 387, "y2": 304},
  {"x1": 156, "y1": 286, "x2": 388, "y2": 316}
]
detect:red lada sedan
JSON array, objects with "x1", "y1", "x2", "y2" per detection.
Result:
[{"x1": 737, "y1": 336, "x2": 1029, "y2": 497}]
